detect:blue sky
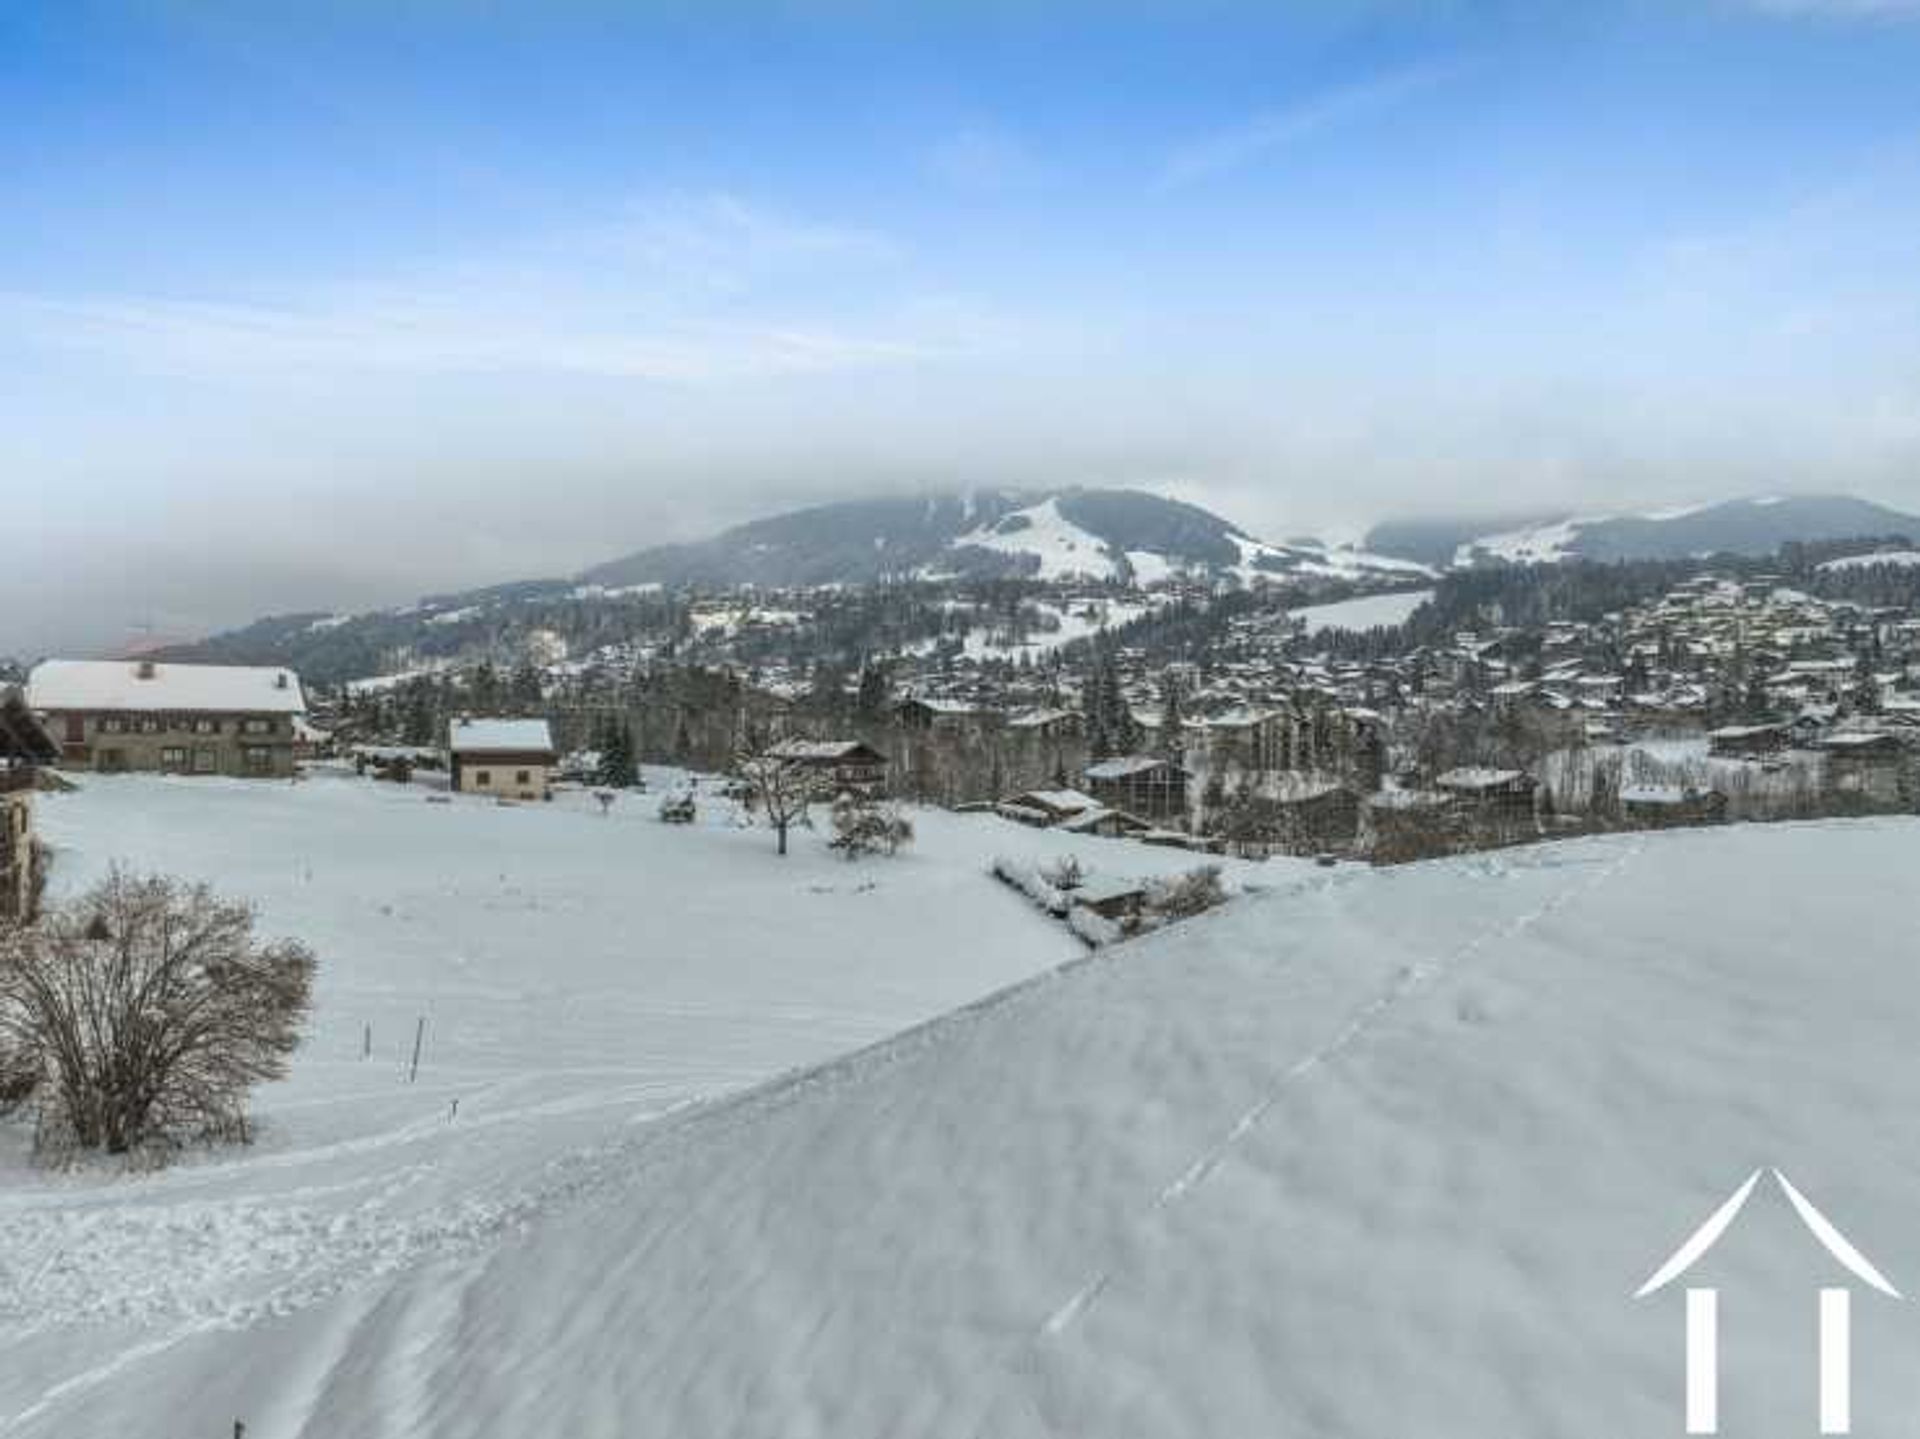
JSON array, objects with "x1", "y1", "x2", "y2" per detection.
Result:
[{"x1": 5, "y1": 0, "x2": 1920, "y2": 650}]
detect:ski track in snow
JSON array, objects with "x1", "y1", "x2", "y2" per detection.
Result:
[{"x1": 966, "y1": 838, "x2": 1645, "y2": 1439}]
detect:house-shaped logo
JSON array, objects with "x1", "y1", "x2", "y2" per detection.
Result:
[{"x1": 1637, "y1": 1168, "x2": 1900, "y2": 1435}]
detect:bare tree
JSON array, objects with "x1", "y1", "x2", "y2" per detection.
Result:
[
  {"x1": 735, "y1": 753, "x2": 824, "y2": 856},
  {"x1": 0, "y1": 869, "x2": 315, "y2": 1157}
]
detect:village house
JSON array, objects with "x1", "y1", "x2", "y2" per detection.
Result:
[
  {"x1": 26, "y1": 658, "x2": 306, "y2": 778},
  {"x1": 448, "y1": 718, "x2": 557, "y2": 801},
  {"x1": 1620, "y1": 783, "x2": 1728, "y2": 828},
  {"x1": 995, "y1": 787, "x2": 1102, "y2": 827},
  {"x1": 1434, "y1": 767, "x2": 1539, "y2": 820},
  {"x1": 1084, "y1": 754, "x2": 1190, "y2": 822},
  {"x1": 0, "y1": 691, "x2": 57, "y2": 923},
  {"x1": 762, "y1": 738, "x2": 889, "y2": 796},
  {"x1": 1708, "y1": 722, "x2": 1790, "y2": 759},
  {"x1": 895, "y1": 697, "x2": 1002, "y2": 736}
]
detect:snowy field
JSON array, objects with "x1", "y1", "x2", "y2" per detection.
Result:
[
  {"x1": 7, "y1": 784, "x2": 1920, "y2": 1434},
  {"x1": 0, "y1": 770, "x2": 1289, "y2": 1435},
  {"x1": 1291, "y1": 586, "x2": 1434, "y2": 634}
]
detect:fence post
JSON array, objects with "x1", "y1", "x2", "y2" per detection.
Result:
[{"x1": 408, "y1": 1016, "x2": 425, "y2": 1083}]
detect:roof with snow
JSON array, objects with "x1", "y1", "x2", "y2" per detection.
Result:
[
  {"x1": 1434, "y1": 767, "x2": 1530, "y2": 790},
  {"x1": 764, "y1": 739, "x2": 886, "y2": 763},
  {"x1": 447, "y1": 718, "x2": 556, "y2": 755},
  {"x1": 26, "y1": 659, "x2": 306, "y2": 714},
  {"x1": 1085, "y1": 755, "x2": 1187, "y2": 780}
]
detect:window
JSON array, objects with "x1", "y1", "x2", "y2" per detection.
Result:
[
  {"x1": 160, "y1": 747, "x2": 187, "y2": 772},
  {"x1": 193, "y1": 748, "x2": 216, "y2": 773},
  {"x1": 100, "y1": 716, "x2": 128, "y2": 734},
  {"x1": 474, "y1": 769, "x2": 492, "y2": 787},
  {"x1": 243, "y1": 746, "x2": 273, "y2": 775},
  {"x1": 242, "y1": 718, "x2": 276, "y2": 735},
  {"x1": 194, "y1": 718, "x2": 220, "y2": 735},
  {"x1": 516, "y1": 770, "x2": 531, "y2": 785}
]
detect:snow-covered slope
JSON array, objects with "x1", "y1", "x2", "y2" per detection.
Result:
[
  {"x1": 9, "y1": 812, "x2": 1920, "y2": 1436},
  {"x1": 1449, "y1": 495, "x2": 1920, "y2": 568},
  {"x1": 1818, "y1": 549, "x2": 1920, "y2": 571},
  {"x1": 1290, "y1": 586, "x2": 1434, "y2": 634},
  {"x1": 947, "y1": 496, "x2": 1123, "y2": 581}
]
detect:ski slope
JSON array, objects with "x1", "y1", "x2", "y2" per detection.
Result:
[
  {"x1": 1291, "y1": 587, "x2": 1434, "y2": 634},
  {"x1": 6, "y1": 797, "x2": 1920, "y2": 1435}
]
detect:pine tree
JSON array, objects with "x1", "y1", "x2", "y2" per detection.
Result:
[
  {"x1": 1158, "y1": 669, "x2": 1187, "y2": 758},
  {"x1": 854, "y1": 661, "x2": 890, "y2": 727},
  {"x1": 597, "y1": 718, "x2": 638, "y2": 788}
]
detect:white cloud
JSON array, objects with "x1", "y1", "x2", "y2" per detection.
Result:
[
  {"x1": 1158, "y1": 59, "x2": 1468, "y2": 190},
  {"x1": 2, "y1": 195, "x2": 936, "y2": 384}
]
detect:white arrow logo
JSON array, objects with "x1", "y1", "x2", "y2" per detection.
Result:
[{"x1": 1637, "y1": 1169, "x2": 1900, "y2": 1435}]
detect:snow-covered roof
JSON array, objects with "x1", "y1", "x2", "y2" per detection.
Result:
[
  {"x1": 1058, "y1": 805, "x2": 1150, "y2": 834},
  {"x1": 1016, "y1": 788, "x2": 1101, "y2": 814},
  {"x1": 765, "y1": 739, "x2": 883, "y2": 762},
  {"x1": 27, "y1": 659, "x2": 306, "y2": 714},
  {"x1": 1085, "y1": 755, "x2": 1183, "y2": 780},
  {"x1": 1006, "y1": 707, "x2": 1078, "y2": 729},
  {"x1": 1434, "y1": 767, "x2": 1528, "y2": 791},
  {"x1": 447, "y1": 718, "x2": 555, "y2": 755}
]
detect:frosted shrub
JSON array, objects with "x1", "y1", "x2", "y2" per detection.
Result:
[
  {"x1": 0, "y1": 870, "x2": 315, "y2": 1159},
  {"x1": 1145, "y1": 865, "x2": 1227, "y2": 922},
  {"x1": 828, "y1": 793, "x2": 915, "y2": 859}
]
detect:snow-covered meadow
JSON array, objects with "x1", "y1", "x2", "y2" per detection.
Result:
[
  {"x1": 0, "y1": 769, "x2": 1286, "y2": 1434},
  {"x1": 6, "y1": 775, "x2": 1920, "y2": 1436}
]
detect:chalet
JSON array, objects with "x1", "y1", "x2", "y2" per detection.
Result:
[
  {"x1": 1817, "y1": 730, "x2": 1906, "y2": 763},
  {"x1": 1058, "y1": 805, "x2": 1155, "y2": 840},
  {"x1": 1006, "y1": 707, "x2": 1084, "y2": 740},
  {"x1": 448, "y1": 718, "x2": 557, "y2": 801},
  {"x1": 995, "y1": 788, "x2": 1102, "y2": 827},
  {"x1": 1361, "y1": 788, "x2": 1457, "y2": 863},
  {"x1": 1434, "y1": 767, "x2": 1538, "y2": 819},
  {"x1": 1084, "y1": 754, "x2": 1190, "y2": 821},
  {"x1": 1708, "y1": 723, "x2": 1789, "y2": 758},
  {"x1": 1620, "y1": 783, "x2": 1728, "y2": 828},
  {"x1": 0, "y1": 691, "x2": 57, "y2": 922},
  {"x1": 762, "y1": 739, "x2": 889, "y2": 795},
  {"x1": 895, "y1": 697, "x2": 1000, "y2": 735},
  {"x1": 26, "y1": 659, "x2": 305, "y2": 778}
]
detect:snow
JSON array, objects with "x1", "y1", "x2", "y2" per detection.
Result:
[
  {"x1": 1289, "y1": 587, "x2": 1434, "y2": 635},
  {"x1": 1124, "y1": 550, "x2": 1176, "y2": 585},
  {"x1": 2, "y1": 771, "x2": 1297, "y2": 1437},
  {"x1": 25, "y1": 660, "x2": 306, "y2": 715},
  {"x1": 8, "y1": 811, "x2": 1919, "y2": 1434},
  {"x1": 344, "y1": 665, "x2": 451, "y2": 696},
  {"x1": 1818, "y1": 550, "x2": 1920, "y2": 571},
  {"x1": 951, "y1": 498, "x2": 1121, "y2": 582},
  {"x1": 446, "y1": 718, "x2": 554, "y2": 754},
  {"x1": 1455, "y1": 514, "x2": 1592, "y2": 567},
  {"x1": 1228, "y1": 534, "x2": 1430, "y2": 587}
]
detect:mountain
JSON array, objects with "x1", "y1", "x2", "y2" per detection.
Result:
[
  {"x1": 581, "y1": 488, "x2": 1429, "y2": 590},
  {"x1": 1365, "y1": 494, "x2": 1920, "y2": 570}
]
